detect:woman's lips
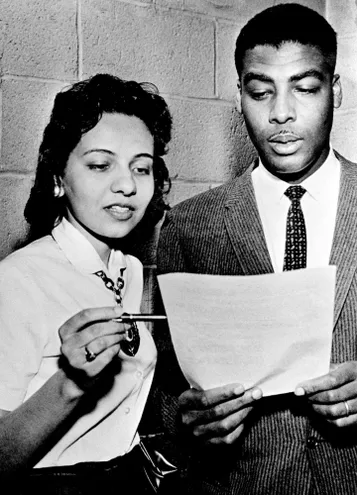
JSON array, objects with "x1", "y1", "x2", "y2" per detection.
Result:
[{"x1": 105, "y1": 204, "x2": 134, "y2": 220}]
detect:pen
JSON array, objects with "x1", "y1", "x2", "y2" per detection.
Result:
[{"x1": 113, "y1": 313, "x2": 167, "y2": 322}]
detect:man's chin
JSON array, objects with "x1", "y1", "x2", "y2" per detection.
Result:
[{"x1": 263, "y1": 157, "x2": 316, "y2": 183}]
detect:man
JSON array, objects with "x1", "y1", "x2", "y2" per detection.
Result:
[{"x1": 155, "y1": 3, "x2": 357, "y2": 494}]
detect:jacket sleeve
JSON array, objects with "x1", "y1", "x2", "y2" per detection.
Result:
[{"x1": 157, "y1": 210, "x2": 186, "y2": 275}]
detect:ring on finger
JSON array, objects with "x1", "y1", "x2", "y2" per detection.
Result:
[
  {"x1": 343, "y1": 400, "x2": 350, "y2": 418},
  {"x1": 84, "y1": 346, "x2": 97, "y2": 363}
]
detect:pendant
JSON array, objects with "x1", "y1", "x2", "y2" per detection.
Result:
[{"x1": 121, "y1": 321, "x2": 140, "y2": 357}]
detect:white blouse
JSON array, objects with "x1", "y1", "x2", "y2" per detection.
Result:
[{"x1": 0, "y1": 218, "x2": 157, "y2": 467}]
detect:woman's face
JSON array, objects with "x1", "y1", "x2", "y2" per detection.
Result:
[{"x1": 60, "y1": 112, "x2": 155, "y2": 262}]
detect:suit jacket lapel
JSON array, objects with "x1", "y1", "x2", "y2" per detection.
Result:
[
  {"x1": 223, "y1": 154, "x2": 357, "y2": 326},
  {"x1": 330, "y1": 153, "x2": 357, "y2": 327},
  {"x1": 224, "y1": 164, "x2": 274, "y2": 275}
]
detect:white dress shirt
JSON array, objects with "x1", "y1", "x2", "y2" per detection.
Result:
[
  {"x1": 252, "y1": 148, "x2": 341, "y2": 272},
  {"x1": 0, "y1": 218, "x2": 157, "y2": 467}
]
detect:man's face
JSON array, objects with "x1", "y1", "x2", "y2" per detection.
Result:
[{"x1": 237, "y1": 42, "x2": 342, "y2": 183}]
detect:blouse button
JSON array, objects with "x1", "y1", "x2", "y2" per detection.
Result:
[
  {"x1": 125, "y1": 407, "x2": 131, "y2": 415},
  {"x1": 136, "y1": 370, "x2": 143, "y2": 379}
]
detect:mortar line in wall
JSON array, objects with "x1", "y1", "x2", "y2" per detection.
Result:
[
  {"x1": 337, "y1": 32, "x2": 357, "y2": 41},
  {"x1": 1, "y1": 74, "x2": 73, "y2": 85},
  {"x1": 335, "y1": 107, "x2": 357, "y2": 116},
  {"x1": 118, "y1": 0, "x2": 156, "y2": 7},
  {"x1": 171, "y1": 178, "x2": 217, "y2": 185},
  {"x1": 213, "y1": 20, "x2": 217, "y2": 97},
  {"x1": 0, "y1": 170, "x2": 35, "y2": 177},
  {"x1": 0, "y1": 88, "x2": 2, "y2": 161},
  {"x1": 324, "y1": 0, "x2": 329, "y2": 21},
  {"x1": 120, "y1": 0, "x2": 239, "y2": 24},
  {"x1": 160, "y1": 93, "x2": 235, "y2": 106},
  {"x1": 76, "y1": 0, "x2": 84, "y2": 81}
]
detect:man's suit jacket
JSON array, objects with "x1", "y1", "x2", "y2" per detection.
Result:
[{"x1": 153, "y1": 152, "x2": 357, "y2": 494}]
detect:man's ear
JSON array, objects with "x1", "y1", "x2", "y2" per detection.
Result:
[
  {"x1": 332, "y1": 74, "x2": 342, "y2": 109},
  {"x1": 235, "y1": 80, "x2": 243, "y2": 114}
]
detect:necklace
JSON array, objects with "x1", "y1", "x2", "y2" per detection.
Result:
[{"x1": 94, "y1": 268, "x2": 140, "y2": 357}]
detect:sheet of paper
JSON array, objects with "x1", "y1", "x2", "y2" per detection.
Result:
[{"x1": 158, "y1": 266, "x2": 335, "y2": 396}]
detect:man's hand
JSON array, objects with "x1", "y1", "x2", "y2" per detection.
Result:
[
  {"x1": 179, "y1": 383, "x2": 263, "y2": 445},
  {"x1": 295, "y1": 362, "x2": 357, "y2": 427}
]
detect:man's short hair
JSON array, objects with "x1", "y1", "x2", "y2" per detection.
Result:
[{"x1": 235, "y1": 3, "x2": 337, "y2": 77}]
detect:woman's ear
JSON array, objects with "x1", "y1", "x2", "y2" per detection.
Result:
[{"x1": 54, "y1": 177, "x2": 65, "y2": 198}]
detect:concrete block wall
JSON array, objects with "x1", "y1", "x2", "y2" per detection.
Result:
[
  {"x1": 327, "y1": 0, "x2": 357, "y2": 160},
  {"x1": 1, "y1": 0, "x2": 354, "y2": 265}
]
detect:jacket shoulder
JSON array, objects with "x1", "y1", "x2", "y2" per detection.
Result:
[
  {"x1": 167, "y1": 178, "x2": 239, "y2": 221},
  {"x1": 334, "y1": 150, "x2": 357, "y2": 168}
]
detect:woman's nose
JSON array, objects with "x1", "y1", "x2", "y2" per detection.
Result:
[{"x1": 110, "y1": 171, "x2": 137, "y2": 196}]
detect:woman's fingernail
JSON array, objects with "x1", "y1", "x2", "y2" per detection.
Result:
[
  {"x1": 252, "y1": 388, "x2": 263, "y2": 400},
  {"x1": 295, "y1": 387, "x2": 305, "y2": 396},
  {"x1": 234, "y1": 385, "x2": 244, "y2": 395}
]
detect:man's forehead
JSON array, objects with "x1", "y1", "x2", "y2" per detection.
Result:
[{"x1": 241, "y1": 42, "x2": 327, "y2": 73}]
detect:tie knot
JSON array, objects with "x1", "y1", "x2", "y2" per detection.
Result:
[{"x1": 284, "y1": 185, "x2": 306, "y2": 202}]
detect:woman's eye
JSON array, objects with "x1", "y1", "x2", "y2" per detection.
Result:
[
  {"x1": 132, "y1": 161, "x2": 153, "y2": 175},
  {"x1": 133, "y1": 166, "x2": 151, "y2": 175},
  {"x1": 87, "y1": 162, "x2": 111, "y2": 171}
]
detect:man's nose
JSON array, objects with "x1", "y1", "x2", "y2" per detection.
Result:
[{"x1": 269, "y1": 92, "x2": 296, "y2": 124}]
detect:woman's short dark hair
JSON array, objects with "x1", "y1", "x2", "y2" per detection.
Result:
[
  {"x1": 235, "y1": 3, "x2": 337, "y2": 78},
  {"x1": 24, "y1": 73, "x2": 172, "y2": 242}
]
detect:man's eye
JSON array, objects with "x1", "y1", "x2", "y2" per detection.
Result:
[
  {"x1": 296, "y1": 87, "x2": 320, "y2": 94},
  {"x1": 249, "y1": 90, "x2": 272, "y2": 100}
]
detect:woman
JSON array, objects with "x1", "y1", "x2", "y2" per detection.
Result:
[{"x1": 0, "y1": 73, "x2": 172, "y2": 493}]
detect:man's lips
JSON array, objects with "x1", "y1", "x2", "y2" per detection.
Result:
[{"x1": 268, "y1": 133, "x2": 302, "y2": 144}]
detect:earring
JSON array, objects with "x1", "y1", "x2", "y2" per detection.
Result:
[{"x1": 54, "y1": 184, "x2": 64, "y2": 198}]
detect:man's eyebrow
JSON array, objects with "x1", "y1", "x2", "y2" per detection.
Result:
[
  {"x1": 289, "y1": 69, "x2": 325, "y2": 83},
  {"x1": 243, "y1": 72, "x2": 273, "y2": 85},
  {"x1": 242, "y1": 69, "x2": 325, "y2": 86}
]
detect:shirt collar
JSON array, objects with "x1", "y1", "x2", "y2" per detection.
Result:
[
  {"x1": 51, "y1": 218, "x2": 127, "y2": 279},
  {"x1": 253, "y1": 147, "x2": 340, "y2": 203},
  {"x1": 299, "y1": 148, "x2": 340, "y2": 201}
]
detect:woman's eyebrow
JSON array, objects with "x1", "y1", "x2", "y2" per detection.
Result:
[
  {"x1": 132, "y1": 153, "x2": 154, "y2": 160},
  {"x1": 83, "y1": 148, "x2": 115, "y2": 156}
]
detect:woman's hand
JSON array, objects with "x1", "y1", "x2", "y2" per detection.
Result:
[
  {"x1": 59, "y1": 306, "x2": 130, "y2": 394},
  {"x1": 295, "y1": 362, "x2": 357, "y2": 427},
  {"x1": 179, "y1": 383, "x2": 263, "y2": 445}
]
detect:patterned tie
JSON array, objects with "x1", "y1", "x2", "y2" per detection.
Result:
[{"x1": 283, "y1": 185, "x2": 307, "y2": 271}]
